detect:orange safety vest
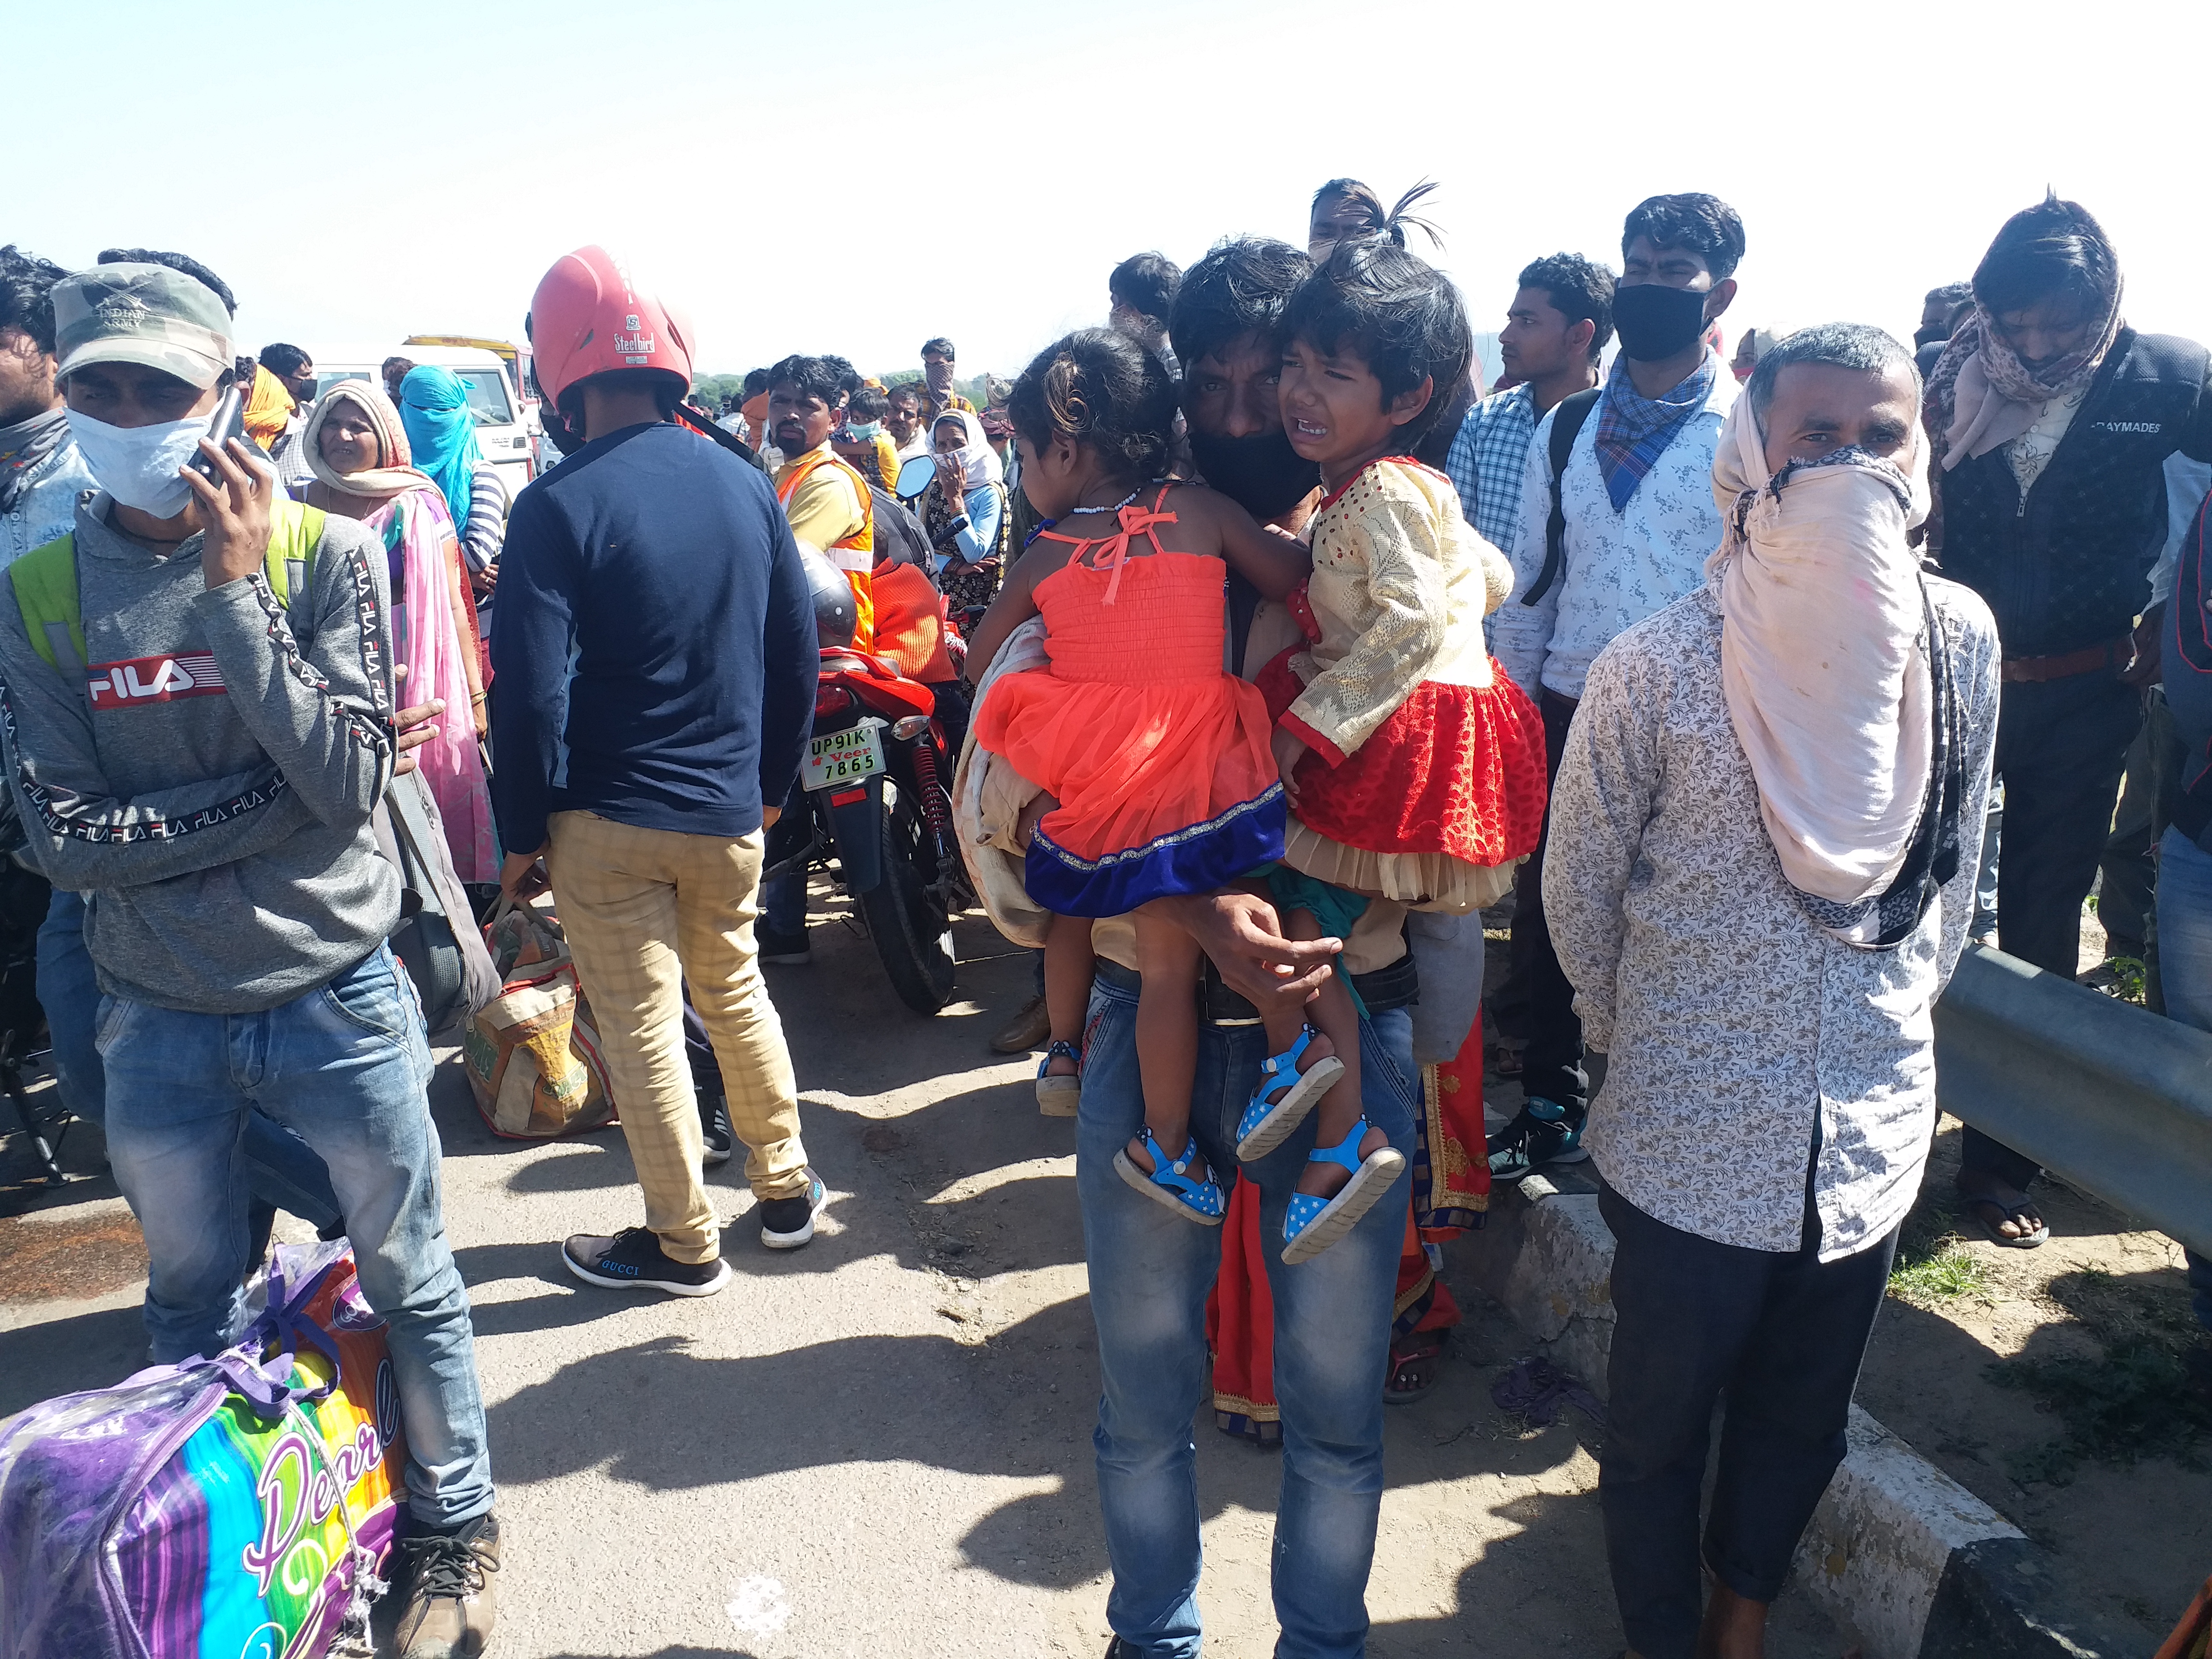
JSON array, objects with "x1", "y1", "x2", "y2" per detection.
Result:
[
  {"x1": 776, "y1": 448, "x2": 876, "y2": 653},
  {"x1": 869, "y1": 559, "x2": 958, "y2": 684}
]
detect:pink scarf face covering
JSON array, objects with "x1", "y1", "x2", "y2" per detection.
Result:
[
  {"x1": 1924, "y1": 290, "x2": 2123, "y2": 472},
  {"x1": 1707, "y1": 397, "x2": 1935, "y2": 919}
]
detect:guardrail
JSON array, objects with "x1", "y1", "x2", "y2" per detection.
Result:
[{"x1": 1934, "y1": 944, "x2": 2212, "y2": 1257}]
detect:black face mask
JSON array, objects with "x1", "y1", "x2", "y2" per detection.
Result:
[
  {"x1": 1186, "y1": 425, "x2": 1321, "y2": 521},
  {"x1": 1611, "y1": 282, "x2": 1713, "y2": 362},
  {"x1": 1912, "y1": 324, "x2": 1947, "y2": 351}
]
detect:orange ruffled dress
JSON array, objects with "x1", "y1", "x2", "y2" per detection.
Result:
[{"x1": 973, "y1": 487, "x2": 1286, "y2": 917}]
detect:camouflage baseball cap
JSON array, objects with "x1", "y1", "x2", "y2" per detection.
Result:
[{"x1": 53, "y1": 262, "x2": 234, "y2": 390}]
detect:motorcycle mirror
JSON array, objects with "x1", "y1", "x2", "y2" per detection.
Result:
[{"x1": 895, "y1": 454, "x2": 939, "y2": 499}]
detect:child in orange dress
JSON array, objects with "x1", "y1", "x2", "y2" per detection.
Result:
[
  {"x1": 965, "y1": 330, "x2": 1332, "y2": 1224},
  {"x1": 1232, "y1": 231, "x2": 1549, "y2": 1264}
]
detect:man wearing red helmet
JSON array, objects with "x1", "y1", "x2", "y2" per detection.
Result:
[{"x1": 496, "y1": 248, "x2": 825, "y2": 1294}]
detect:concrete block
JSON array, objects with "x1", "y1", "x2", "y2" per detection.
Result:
[
  {"x1": 1460, "y1": 1173, "x2": 1616, "y2": 1397},
  {"x1": 1792, "y1": 1406, "x2": 2021, "y2": 1659}
]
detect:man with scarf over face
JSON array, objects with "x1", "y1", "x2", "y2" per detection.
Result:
[
  {"x1": 0, "y1": 245, "x2": 97, "y2": 563},
  {"x1": 1548, "y1": 325, "x2": 2000, "y2": 1659},
  {"x1": 1489, "y1": 193, "x2": 1743, "y2": 1182},
  {"x1": 1925, "y1": 195, "x2": 2212, "y2": 1247}
]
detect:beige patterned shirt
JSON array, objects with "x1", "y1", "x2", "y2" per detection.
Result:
[{"x1": 1544, "y1": 579, "x2": 2000, "y2": 1259}]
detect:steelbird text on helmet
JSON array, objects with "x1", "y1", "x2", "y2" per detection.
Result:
[{"x1": 526, "y1": 246, "x2": 695, "y2": 409}]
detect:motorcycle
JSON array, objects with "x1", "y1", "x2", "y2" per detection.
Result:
[{"x1": 764, "y1": 641, "x2": 972, "y2": 1015}]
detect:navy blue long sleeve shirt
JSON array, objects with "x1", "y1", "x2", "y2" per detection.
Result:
[{"x1": 490, "y1": 421, "x2": 815, "y2": 854}]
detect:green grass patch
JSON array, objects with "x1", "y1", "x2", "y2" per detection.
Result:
[
  {"x1": 1986, "y1": 1267, "x2": 2212, "y2": 1483},
  {"x1": 1890, "y1": 1240, "x2": 1995, "y2": 1304}
]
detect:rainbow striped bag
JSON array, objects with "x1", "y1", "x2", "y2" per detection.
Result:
[{"x1": 0, "y1": 1242, "x2": 408, "y2": 1659}]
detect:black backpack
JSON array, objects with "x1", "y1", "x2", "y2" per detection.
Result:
[{"x1": 1520, "y1": 387, "x2": 1601, "y2": 607}]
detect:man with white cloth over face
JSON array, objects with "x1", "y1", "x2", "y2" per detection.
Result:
[{"x1": 1543, "y1": 323, "x2": 2001, "y2": 1659}]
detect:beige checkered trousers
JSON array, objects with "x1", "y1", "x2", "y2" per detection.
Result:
[{"x1": 548, "y1": 811, "x2": 810, "y2": 1263}]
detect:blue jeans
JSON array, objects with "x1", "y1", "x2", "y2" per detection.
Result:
[
  {"x1": 761, "y1": 870, "x2": 807, "y2": 937},
  {"x1": 97, "y1": 944, "x2": 494, "y2": 1528},
  {"x1": 38, "y1": 890, "x2": 341, "y2": 1232},
  {"x1": 1078, "y1": 962, "x2": 1416, "y2": 1659},
  {"x1": 2152, "y1": 825, "x2": 2212, "y2": 1335}
]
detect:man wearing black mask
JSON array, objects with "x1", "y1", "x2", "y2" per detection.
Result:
[
  {"x1": 1489, "y1": 192, "x2": 1743, "y2": 1181},
  {"x1": 988, "y1": 238, "x2": 1327, "y2": 1055},
  {"x1": 1172, "y1": 235, "x2": 1326, "y2": 669}
]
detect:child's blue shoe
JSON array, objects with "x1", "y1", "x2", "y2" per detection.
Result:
[
  {"x1": 1235, "y1": 1026, "x2": 1345, "y2": 1161},
  {"x1": 1035, "y1": 1039, "x2": 1081, "y2": 1117},
  {"x1": 1281, "y1": 1117, "x2": 1406, "y2": 1264},
  {"x1": 1114, "y1": 1129, "x2": 1226, "y2": 1225}
]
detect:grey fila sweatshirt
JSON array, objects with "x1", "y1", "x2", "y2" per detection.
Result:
[{"x1": 0, "y1": 493, "x2": 399, "y2": 1013}]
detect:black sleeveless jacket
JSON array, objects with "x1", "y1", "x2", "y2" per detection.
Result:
[{"x1": 1934, "y1": 327, "x2": 2212, "y2": 658}]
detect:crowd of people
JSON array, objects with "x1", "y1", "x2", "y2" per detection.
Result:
[{"x1": 0, "y1": 173, "x2": 2207, "y2": 1659}]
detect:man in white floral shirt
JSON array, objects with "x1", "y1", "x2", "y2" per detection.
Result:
[
  {"x1": 1546, "y1": 324, "x2": 2000, "y2": 1659},
  {"x1": 1486, "y1": 193, "x2": 1743, "y2": 1182}
]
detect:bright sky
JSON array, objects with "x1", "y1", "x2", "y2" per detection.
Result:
[{"x1": 17, "y1": 0, "x2": 2211, "y2": 383}]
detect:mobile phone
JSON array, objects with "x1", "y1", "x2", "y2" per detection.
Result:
[{"x1": 186, "y1": 357, "x2": 254, "y2": 484}]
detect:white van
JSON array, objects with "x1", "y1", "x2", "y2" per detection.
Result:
[{"x1": 310, "y1": 343, "x2": 536, "y2": 505}]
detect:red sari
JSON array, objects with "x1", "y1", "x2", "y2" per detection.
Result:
[{"x1": 1207, "y1": 1012, "x2": 1492, "y2": 1439}]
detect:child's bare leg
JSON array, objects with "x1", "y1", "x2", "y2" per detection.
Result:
[
  {"x1": 1281, "y1": 906, "x2": 1385, "y2": 1200},
  {"x1": 1041, "y1": 913, "x2": 1092, "y2": 1078},
  {"x1": 1129, "y1": 913, "x2": 1205, "y2": 1179}
]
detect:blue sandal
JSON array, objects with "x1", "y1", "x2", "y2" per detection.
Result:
[
  {"x1": 1113, "y1": 1129, "x2": 1226, "y2": 1225},
  {"x1": 1281, "y1": 1118, "x2": 1406, "y2": 1264},
  {"x1": 1035, "y1": 1039, "x2": 1081, "y2": 1117},
  {"x1": 1235, "y1": 1027, "x2": 1346, "y2": 1161}
]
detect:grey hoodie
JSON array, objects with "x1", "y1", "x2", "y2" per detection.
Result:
[{"x1": 0, "y1": 494, "x2": 398, "y2": 1013}]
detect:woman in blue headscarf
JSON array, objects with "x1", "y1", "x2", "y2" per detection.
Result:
[{"x1": 399, "y1": 364, "x2": 507, "y2": 580}]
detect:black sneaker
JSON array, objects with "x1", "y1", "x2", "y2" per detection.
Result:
[
  {"x1": 563, "y1": 1226, "x2": 731, "y2": 1296},
  {"x1": 699, "y1": 1090, "x2": 733, "y2": 1166},
  {"x1": 757, "y1": 925, "x2": 810, "y2": 965},
  {"x1": 1486, "y1": 1096, "x2": 1588, "y2": 1182},
  {"x1": 758, "y1": 1170, "x2": 825, "y2": 1249}
]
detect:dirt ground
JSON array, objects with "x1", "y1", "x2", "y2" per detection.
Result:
[{"x1": 0, "y1": 895, "x2": 1858, "y2": 1659}]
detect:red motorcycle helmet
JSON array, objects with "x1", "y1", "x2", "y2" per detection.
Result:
[{"x1": 527, "y1": 245, "x2": 695, "y2": 410}]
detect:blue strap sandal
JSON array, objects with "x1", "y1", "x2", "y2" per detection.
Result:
[
  {"x1": 1281, "y1": 1117, "x2": 1407, "y2": 1264},
  {"x1": 1235, "y1": 1026, "x2": 1346, "y2": 1162},
  {"x1": 1035, "y1": 1039, "x2": 1082, "y2": 1118},
  {"x1": 1113, "y1": 1129, "x2": 1226, "y2": 1225}
]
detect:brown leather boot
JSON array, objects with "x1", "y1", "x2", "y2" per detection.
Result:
[{"x1": 395, "y1": 1511, "x2": 501, "y2": 1658}]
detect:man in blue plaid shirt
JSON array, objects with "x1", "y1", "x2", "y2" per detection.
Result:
[
  {"x1": 1443, "y1": 253, "x2": 1611, "y2": 1157},
  {"x1": 1445, "y1": 253, "x2": 1614, "y2": 557}
]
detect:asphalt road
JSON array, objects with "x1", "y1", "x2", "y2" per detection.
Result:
[{"x1": 0, "y1": 887, "x2": 1853, "y2": 1658}]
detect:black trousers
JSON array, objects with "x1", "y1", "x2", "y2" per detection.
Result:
[
  {"x1": 1491, "y1": 689, "x2": 1589, "y2": 1112},
  {"x1": 1598, "y1": 1184, "x2": 1899, "y2": 1659},
  {"x1": 1967, "y1": 672, "x2": 2143, "y2": 1186}
]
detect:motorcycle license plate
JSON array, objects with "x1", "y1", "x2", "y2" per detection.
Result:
[{"x1": 804, "y1": 722, "x2": 884, "y2": 791}]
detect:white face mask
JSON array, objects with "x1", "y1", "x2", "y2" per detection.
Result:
[{"x1": 64, "y1": 408, "x2": 211, "y2": 519}]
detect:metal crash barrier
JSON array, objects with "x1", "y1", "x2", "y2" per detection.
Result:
[{"x1": 1934, "y1": 944, "x2": 2212, "y2": 1257}]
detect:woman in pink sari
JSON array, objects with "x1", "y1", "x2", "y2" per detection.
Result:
[{"x1": 300, "y1": 380, "x2": 498, "y2": 882}]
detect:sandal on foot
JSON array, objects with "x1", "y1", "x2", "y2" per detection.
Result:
[
  {"x1": 1281, "y1": 1118, "x2": 1406, "y2": 1265},
  {"x1": 1235, "y1": 1027, "x2": 1346, "y2": 1161},
  {"x1": 1963, "y1": 1191, "x2": 2048, "y2": 1249},
  {"x1": 1385, "y1": 1332, "x2": 1446, "y2": 1404},
  {"x1": 1035, "y1": 1040, "x2": 1081, "y2": 1117},
  {"x1": 1114, "y1": 1130, "x2": 1226, "y2": 1225}
]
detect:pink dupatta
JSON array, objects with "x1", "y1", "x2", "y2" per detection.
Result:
[{"x1": 367, "y1": 487, "x2": 498, "y2": 882}]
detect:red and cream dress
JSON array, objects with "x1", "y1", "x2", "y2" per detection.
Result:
[{"x1": 1256, "y1": 457, "x2": 1547, "y2": 912}]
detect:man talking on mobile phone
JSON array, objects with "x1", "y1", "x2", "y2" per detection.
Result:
[{"x1": 0, "y1": 261, "x2": 502, "y2": 1659}]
